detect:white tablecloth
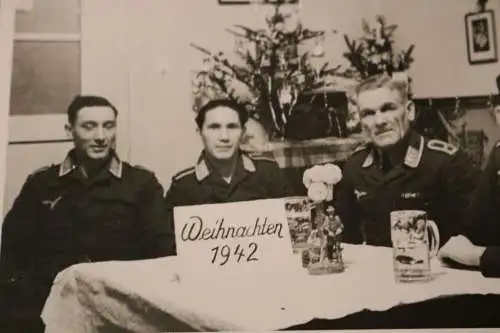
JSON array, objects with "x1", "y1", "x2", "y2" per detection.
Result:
[{"x1": 41, "y1": 244, "x2": 500, "y2": 332}]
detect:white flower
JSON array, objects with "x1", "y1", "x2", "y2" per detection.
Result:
[
  {"x1": 302, "y1": 165, "x2": 323, "y2": 188},
  {"x1": 307, "y1": 182, "x2": 330, "y2": 203},
  {"x1": 321, "y1": 164, "x2": 343, "y2": 185},
  {"x1": 302, "y1": 164, "x2": 343, "y2": 189}
]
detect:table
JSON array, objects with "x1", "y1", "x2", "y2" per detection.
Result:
[{"x1": 41, "y1": 244, "x2": 500, "y2": 332}]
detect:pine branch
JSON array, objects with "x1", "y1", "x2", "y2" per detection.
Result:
[
  {"x1": 190, "y1": 43, "x2": 255, "y2": 90},
  {"x1": 233, "y1": 24, "x2": 274, "y2": 44}
]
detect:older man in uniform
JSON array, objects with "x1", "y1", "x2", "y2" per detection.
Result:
[
  {"x1": 0, "y1": 95, "x2": 171, "y2": 332},
  {"x1": 165, "y1": 99, "x2": 294, "y2": 253},
  {"x1": 439, "y1": 76, "x2": 500, "y2": 278},
  {"x1": 333, "y1": 74, "x2": 478, "y2": 247}
]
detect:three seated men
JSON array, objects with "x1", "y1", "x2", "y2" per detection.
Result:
[{"x1": 2, "y1": 73, "x2": 500, "y2": 331}]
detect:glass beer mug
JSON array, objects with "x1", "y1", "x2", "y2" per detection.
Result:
[{"x1": 390, "y1": 210, "x2": 440, "y2": 283}]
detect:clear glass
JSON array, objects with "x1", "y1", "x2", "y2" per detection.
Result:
[
  {"x1": 393, "y1": 241, "x2": 431, "y2": 283},
  {"x1": 390, "y1": 210, "x2": 436, "y2": 283},
  {"x1": 10, "y1": 41, "x2": 81, "y2": 115},
  {"x1": 285, "y1": 196, "x2": 312, "y2": 253},
  {"x1": 15, "y1": 0, "x2": 81, "y2": 33}
]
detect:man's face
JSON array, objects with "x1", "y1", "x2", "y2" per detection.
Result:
[
  {"x1": 67, "y1": 106, "x2": 117, "y2": 160},
  {"x1": 199, "y1": 106, "x2": 244, "y2": 161},
  {"x1": 357, "y1": 87, "x2": 414, "y2": 148}
]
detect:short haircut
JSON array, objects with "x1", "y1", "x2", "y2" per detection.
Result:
[
  {"x1": 195, "y1": 99, "x2": 249, "y2": 129},
  {"x1": 67, "y1": 95, "x2": 118, "y2": 125},
  {"x1": 354, "y1": 73, "x2": 409, "y2": 103}
]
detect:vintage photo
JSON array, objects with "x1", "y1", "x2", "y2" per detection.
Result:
[
  {"x1": 1, "y1": 0, "x2": 500, "y2": 332},
  {"x1": 465, "y1": 10, "x2": 498, "y2": 64}
]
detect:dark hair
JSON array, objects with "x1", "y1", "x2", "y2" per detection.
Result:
[
  {"x1": 195, "y1": 99, "x2": 249, "y2": 129},
  {"x1": 67, "y1": 95, "x2": 118, "y2": 125}
]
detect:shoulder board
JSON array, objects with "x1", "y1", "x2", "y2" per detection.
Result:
[
  {"x1": 29, "y1": 165, "x2": 52, "y2": 177},
  {"x1": 247, "y1": 153, "x2": 275, "y2": 162},
  {"x1": 427, "y1": 139, "x2": 458, "y2": 155},
  {"x1": 172, "y1": 166, "x2": 195, "y2": 181}
]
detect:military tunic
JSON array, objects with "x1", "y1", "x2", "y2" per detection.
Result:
[
  {"x1": 334, "y1": 130, "x2": 478, "y2": 247},
  {"x1": 164, "y1": 151, "x2": 295, "y2": 253},
  {"x1": 463, "y1": 142, "x2": 500, "y2": 277},
  {"x1": 0, "y1": 150, "x2": 171, "y2": 327}
]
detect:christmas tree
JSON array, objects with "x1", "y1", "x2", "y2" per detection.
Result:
[
  {"x1": 343, "y1": 15, "x2": 415, "y2": 80},
  {"x1": 191, "y1": 1, "x2": 342, "y2": 137}
]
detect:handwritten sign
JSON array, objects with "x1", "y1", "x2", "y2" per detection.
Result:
[{"x1": 174, "y1": 198, "x2": 298, "y2": 286}]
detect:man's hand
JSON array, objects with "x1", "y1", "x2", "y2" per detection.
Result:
[{"x1": 438, "y1": 235, "x2": 487, "y2": 267}]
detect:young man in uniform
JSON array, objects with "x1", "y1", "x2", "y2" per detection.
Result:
[
  {"x1": 0, "y1": 95, "x2": 171, "y2": 332},
  {"x1": 333, "y1": 74, "x2": 478, "y2": 247},
  {"x1": 439, "y1": 75, "x2": 500, "y2": 278},
  {"x1": 164, "y1": 99, "x2": 294, "y2": 253}
]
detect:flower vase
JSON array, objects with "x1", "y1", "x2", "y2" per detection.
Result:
[{"x1": 301, "y1": 202, "x2": 345, "y2": 275}]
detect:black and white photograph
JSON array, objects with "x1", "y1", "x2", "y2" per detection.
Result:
[
  {"x1": 1, "y1": 0, "x2": 500, "y2": 332},
  {"x1": 465, "y1": 9, "x2": 498, "y2": 64}
]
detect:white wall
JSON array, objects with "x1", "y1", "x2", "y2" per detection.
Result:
[
  {"x1": 0, "y1": 1, "x2": 17, "y2": 222},
  {"x1": 384, "y1": 0, "x2": 500, "y2": 98}
]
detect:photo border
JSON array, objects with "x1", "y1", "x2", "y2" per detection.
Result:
[{"x1": 465, "y1": 10, "x2": 498, "y2": 65}]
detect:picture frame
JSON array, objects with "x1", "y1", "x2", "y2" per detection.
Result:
[
  {"x1": 465, "y1": 10, "x2": 498, "y2": 64},
  {"x1": 218, "y1": 0, "x2": 298, "y2": 5}
]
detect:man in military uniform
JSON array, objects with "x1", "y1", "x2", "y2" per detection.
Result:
[
  {"x1": 0, "y1": 95, "x2": 171, "y2": 332},
  {"x1": 165, "y1": 99, "x2": 294, "y2": 253},
  {"x1": 334, "y1": 74, "x2": 478, "y2": 247},
  {"x1": 439, "y1": 77, "x2": 500, "y2": 278}
]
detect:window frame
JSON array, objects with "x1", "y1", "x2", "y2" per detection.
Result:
[{"x1": 8, "y1": 4, "x2": 82, "y2": 144}]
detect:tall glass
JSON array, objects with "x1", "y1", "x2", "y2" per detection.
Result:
[
  {"x1": 390, "y1": 210, "x2": 440, "y2": 283},
  {"x1": 284, "y1": 196, "x2": 312, "y2": 253}
]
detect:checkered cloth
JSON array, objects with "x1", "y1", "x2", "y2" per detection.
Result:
[{"x1": 243, "y1": 135, "x2": 365, "y2": 169}]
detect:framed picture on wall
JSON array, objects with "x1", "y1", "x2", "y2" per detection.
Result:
[{"x1": 465, "y1": 10, "x2": 498, "y2": 64}]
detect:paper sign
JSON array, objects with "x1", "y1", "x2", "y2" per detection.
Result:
[{"x1": 174, "y1": 198, "x2": 298, "y2": 286}]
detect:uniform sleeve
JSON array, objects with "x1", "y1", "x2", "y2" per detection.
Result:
[
  {"x1": 479, "y1": 246, "x2": 500, "y2": 278},
  {"x1": 463, "y1": 149, "x2": 498, "y2": 245},
  {"x1": 333, "y1": 168, "x2": 363, "y2": 244},
  {"x1": 163, "y1": 179, "x2": 180, "y2": 256},
  {"x1": 136, "y1": 173, "x2": 175, "y2": 258},
  {"x1": 1, "y1": 175, "x2": 40, "y2": 278},
  {"x1": 438, "y1": 150, "x2": 479, "y2": 245}
]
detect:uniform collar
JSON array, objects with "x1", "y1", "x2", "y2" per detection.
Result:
[
  {"x1": 59, "y1": 149, "x2": 123, "y2": 179},
  {"x1": 362, "y1": 131, "x2": 424, "y2": 169},
  {"x1": 195, "y1": 151, "x2": 256, "y2": 182}
]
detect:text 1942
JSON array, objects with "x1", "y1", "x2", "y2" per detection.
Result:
[{"x1": 210, "y1": 243, "x2": 258, "y2": 266}]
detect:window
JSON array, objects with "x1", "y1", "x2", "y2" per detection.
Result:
[{"x1": 10, "y1": 0, "x2": 81, "y2": 118}]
